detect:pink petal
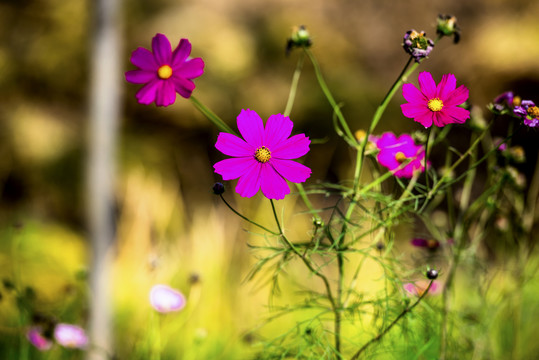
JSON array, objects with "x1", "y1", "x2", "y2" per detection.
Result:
[
  {"x1": 130, "y1": 47, "x2": 158, "y2": 71},
  {"x1": 155, "y1": 80, "x2": 176, "y2": 107},
  {"x1": 152, "y1": 33, "x2": 172, "y2": 65},
  {"x1": 172, "y1": 76, "x2": 196, "y2": 98},
  {"x1": 418, "y1": 72, "x2": 436, "y2": 99},
  {"x1": 260, "y1": 164, "x2": 290, "y2": 200},
  {"x1": 264, "y1": 114, "x2": 293, "y2": 149},
  {"x1": 215, "y1": 132, "x2": 254, "y2": 157},
  {"x1": 54, "y1": 324, "x2": 88, "y2": 349},
  {"x1": 401, "y1": 103, "x2": 430, "y2": 119},
  {"x1": 175, "y1": 58, "x2": 205, "y2": 79},
  {"x1": 403, "y1": 283, "x2": 418, "y2": 295},
  {"x1": 436, "y1": 73, "x2": 456, "y2": 100},
  {"x1": 377, "y1": 151, "x2": 399, "y2": 171},
  {"x1": 375, "y1": 132, "x2": 397, "y2": 149},
  {"x1": 440, "y1": 106, "x2": 470, "y2": 125},
  {"x1": 125, "y1": 69, "x2": 156, "y2": 84},
  {"x1": 402, "y1": 83, "x2": 426, "y2": 104},
  {"x1": 272, "y1": 134, "x2": 310, "y2": 159},
  {"x1": 235, "y1": 162, "x2": 262, "y2": 197},
  {"x1": 444, "y1": 85, "x2": 469, "y2": 107},
  {"x1": 135, "y1": 79, "x2": 160, "y2": 105},
  {"x1": 214, "y1": 157, "x2": 255, "y2": 180},
  {"x1": 414, "y1": 111, "x2": 435, "y2": 128},
  {"x1": 237, "y1": 109, "x2": 264, "y2": 147},
  {"x1": 271, "y1": 159, "x2": 311, "y2": 183},
  {"x1": 171, "y1": 38, "x2": 192, "y2": 66}
]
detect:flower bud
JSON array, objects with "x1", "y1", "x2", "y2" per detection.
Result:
[
  {"x1": 426, "y1": 269, "x2": 439, "y2": 280},
  {"x1": 212, "y1": 182, "x2": 225, "y2": 195},
  {"x1": 402, "y1": 30, "x2": 434, "y2": 63},
  {"x1": 286, "y1": 25, "x2": 312, "y2": 55},
  {"x1": 436, "y1": 14, "x2": 461, "y2": 43}
]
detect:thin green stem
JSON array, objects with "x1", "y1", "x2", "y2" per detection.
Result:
[
  {"x1": 219, "y1": 195, "x2": 279, "y2": 235},
  {"x1": 304, "y1": 48, "x2": 357, "y2": 145},
  {"x1": 190, "y1": 95, "x2": 237, "y2": 135},
  {"x1": 284, "y1": 52, "x2": 305, "y2": 117},
  {"x1": 351, "y1": 281, "x2": 434, "y2": 359},
  {"x1": 424, "y1": 126, "x2": 433, "y2": 192}
]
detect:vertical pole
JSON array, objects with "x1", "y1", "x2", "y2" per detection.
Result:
[{"x1": 87, "y1": 0, "x2": 121, "y2": 358}]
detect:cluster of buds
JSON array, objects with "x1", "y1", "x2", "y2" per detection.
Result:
[
  {"x1": 402, "y1": 30, "x2": 434, "y2": 62},
  {"x1": 436, "y1": 14, "x2": 461, "y2": 44},
  {"x1": 286, "y1": 25, "x2": 312, "y2": 56}
]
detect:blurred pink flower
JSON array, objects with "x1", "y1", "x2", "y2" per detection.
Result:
[
  {"x1": 404, "y1": 280, "x2": 441, "y2": 296},
  {"x1": 27, "y1": 327, "x2": 53, "y2": 351},
  {"x1": 401, "y1": 72, "x2": 469, "y2": 128},
  {"x1": 411, "y1": 238, "x2": 440, "y2": 250},
  {"x1": 375, "y1": 132, "x2": 427, "y2": 178},
  {"x1": 214, "y1": 109, "x2": 311, "y2": 200},
  {"x1": 125, "y1": 33, "x2": 205, "y2": 106},
  {"x1": 150, "y1": 284, "x2": 187, "y2": 313},
  {"x1": 54, "y1": 323, "x2": 88, "y2": 349}
]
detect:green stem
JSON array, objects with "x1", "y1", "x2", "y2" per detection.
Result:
[
  {"x1": 304, "y1": 49, "x2": 357, "y2": 145},
  {"x1": 424, "y1": 126, "x2": 433, "y2": 192},
  {"x1": 351, "y1": 280, "x2": 434, "y2": 359},
  {"x1": 284, "y1": 52, "x2": 305, "y2": 118},
  {"x1": 190, "y1": 96, "x2": 237, "y2": 135},
  {"x1": 219, "y1": 195, "x2": 280, "y2": 235}
]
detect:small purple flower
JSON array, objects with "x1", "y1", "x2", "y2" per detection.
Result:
[
  {"x1": 411, "y1": 238, "x2": 440, "y2": 250},
  {"x1": 54, "y1": 324, "x2": 88, "y2": 349},
  {"x1": 149, "y1": 284, "x2": 187, "y2": 313},
  {"x1": 27, "y1": 327, "x2": 53, "y2": 351},
  {"x1": 125, "y1": 33, "x2": 205, "y2": 107},
  {"x1": 375, "y1": 132, "x2": 427, "y2": 178},
  {"x1": 514, "y1": 100, "x2": 539, "y2": 128},
  {"x1": 402, "y1": 30, "x2": 434, "y2": 63}
]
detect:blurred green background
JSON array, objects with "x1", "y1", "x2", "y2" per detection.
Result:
[{"x1": 1, "y1": 0, "x2": 539, "y2": 358}]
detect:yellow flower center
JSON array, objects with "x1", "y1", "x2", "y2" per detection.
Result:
[
  {"x1": 254, "y1": 146, "x2": 271, "y2": 163},
  {"x1": 157, "y1": 65, "x2": 173, "y2": 79},
  {"x1": 528, "y1": 106, "x2": 539, "y2": 118},
  {"x1": 395, "y1": 151, "x2": 407, "y2": 163},
  {"x1": 427, "y1": 98, "x2": 444, "y2": 112},
  {"x1": 513, "y1": 96, "x2": 521, "y2": 107}
]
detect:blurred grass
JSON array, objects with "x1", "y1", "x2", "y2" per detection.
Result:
[{"x1": 0, "y1": 0, "x2": 539, "y2": 358}]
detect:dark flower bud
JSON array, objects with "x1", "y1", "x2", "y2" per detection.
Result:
[
  {"x1": 313, "y1": 217, "x2": 324, "y2": 227},
  {"x1": 286, "y1": 25, "x2": 312, "y2": 55},
  {"x1": 426, "y1": 269, "x2": 439, "y2": 280},
  {"x1": 436, "y1": 14, "x2": 461, "y2": 43},
  {"x1": 402, "y1": 30, "x2": 434, "y2": 63},
  {"x1": 212, "y1": 182, "x2": 225, "y2": 195}
]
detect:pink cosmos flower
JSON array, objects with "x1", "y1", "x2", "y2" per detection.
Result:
[
  {"x1": 125, "y1": 33, "x2": 205, "y2": 107},
  {"x1": 401, "y1": 72, "x2": 470, "y2": 128},
  {"x1": 27, "y1": 327, "x2": 53, "y2": 351},
  {"x1": 213, "y1": 109, "x2": 311, "y2": 200},
  {"x1": 54, "y1": 323, "x2": 88, "y2": 349},
  {"x1": 514, "y1": 100, "x2": 539, "y2": 128},
  {"x1": 375, "y1": 132, "x2": 427, "y2": 178},
  {"x1": 149, "y1": 284, "x2": 187, "y2": 313},
  {"x1": 403, "y1": 280, "x2": 441, "y2": 296}
]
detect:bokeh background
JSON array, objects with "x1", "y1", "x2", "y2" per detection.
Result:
[{"x1": 1, "y1": 0, "x2": 538, "y2": 358}]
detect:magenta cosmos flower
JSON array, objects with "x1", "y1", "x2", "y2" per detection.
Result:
[
  {"x1": 514, "y1": 100, "x2": 539, "y2": 128},
  {"x1": 375, "y1": 132, "x2": 426, "y2": 178},
  {"x1": 214, "y1": 109, "x2": 311, "y2": 200},
  {"x1": 54, "y1": 324, "x2": 88, "y2": 349},
  {"x1": 125, "y1": 33, "x2": 204, "y2": 107},
  {"x1": 401, "y1": 72, "x2": 470, "y2": 128},
  {"x1": 27, "y1": 327, "x2": 53, "y2": 351},
  {"x1": 149, "y1": 284, "x2": 187, "y2": 313}
]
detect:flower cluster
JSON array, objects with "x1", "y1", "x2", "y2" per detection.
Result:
[{"x1": 402, "y1": 30, "x2": 434, "y2": 62}]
